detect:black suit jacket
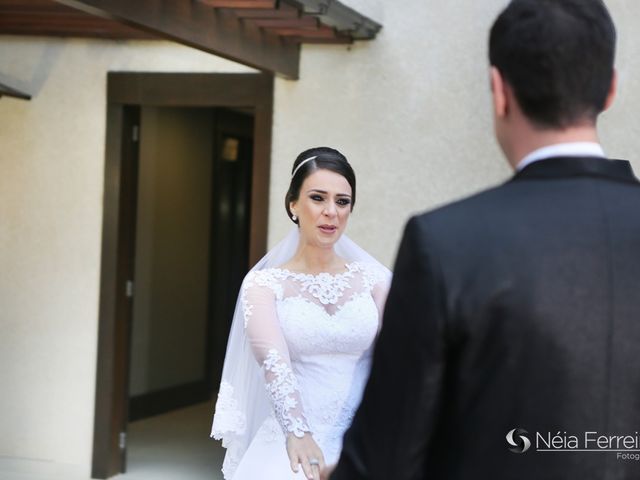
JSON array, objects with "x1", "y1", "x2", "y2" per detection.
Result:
[{"x1": 332, "y1": 157, "x2": 640, "y2": 480}]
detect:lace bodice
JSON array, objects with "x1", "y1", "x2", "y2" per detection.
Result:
[{"x1": 240, "y1": 261, "x2": 389, "y2": 440}]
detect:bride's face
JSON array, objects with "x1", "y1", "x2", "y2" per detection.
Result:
[{"x1": 290, "y1": 168, "x2": 353, "y2": 248}]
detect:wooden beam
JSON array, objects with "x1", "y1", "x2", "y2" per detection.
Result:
[
  {"x1": 53, "y1": 0, "x2": 300, "y2": 79},
  {"x1": 233, "y1": 6, "x2": 298, "y2": 19},
  {"x1": 0, "y1": 0, "x2": 155, "y2": 39},
  {"x1": 107, "y1": 72, "x2": 272, "y2": 107},
  {"x1": 0, "y1": 12, "x2": 156, "y2": 39},
  {"x1": 291, "y1": 35, "x2": 351, "y2": 44},
  {"x1": 198, "y1": 0, "x2": 276, "y2": 7},
  {"x1": 0, "y1": 0, "x2": 57, "y2": 10},
  {"x1": 251, "y1": 17, "x2": 317, "y2": 28},
  {"x1": 270, "y1": 26, "x2": 336, "y2": 38}
]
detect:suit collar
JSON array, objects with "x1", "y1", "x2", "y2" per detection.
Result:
[
  {"x1": 516, "y1": 142, "x2": 605, "y2": 171},
  {"x1": 512, "y1": 156, "x2": 639, "y2": 185}
]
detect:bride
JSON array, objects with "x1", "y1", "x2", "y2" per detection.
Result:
[{"x1": 211, "y1": 147, "x2": 391, "y2": 480}]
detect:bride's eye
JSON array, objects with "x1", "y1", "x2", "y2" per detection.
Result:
[
  {"x1": 310, "y1": 194, "x2": 324, "y2": 202},
  {"x1": 337, "y1": 198, "x2": 351, "y2": 206}
]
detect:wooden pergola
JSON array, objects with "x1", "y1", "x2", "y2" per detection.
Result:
[{"x1": 0, "y1": 0, "x2": 382, "y2": 97}]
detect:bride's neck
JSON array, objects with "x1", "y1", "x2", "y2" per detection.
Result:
[{"x1": 288, "y1": 241, "x2": 344, "y2": 274}]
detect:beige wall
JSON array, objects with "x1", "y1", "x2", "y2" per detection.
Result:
[
  {"x1": 1, "y1": 0, "x2": 640, "y2": 478},
  {"x1": 268, "y1": 1, "x2": 512, "y2": 265},
  {"x1": 0, "y1": 38, "x2": 252, "y2": 479}
]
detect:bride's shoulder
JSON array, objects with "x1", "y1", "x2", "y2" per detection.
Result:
[
  {"x1": 244, "y1": 267, "x2": 284, "y2": 282},
  {"x1": 352, "y1": 261, "x2": 392, "y2": 287},
  {"x1": 242, "y1": 268, "x2": 289, "y2": 293}
]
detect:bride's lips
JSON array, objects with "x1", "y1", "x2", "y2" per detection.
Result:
[{"x1": 318, "y1": 224, "x2": 338, "y2": 234}]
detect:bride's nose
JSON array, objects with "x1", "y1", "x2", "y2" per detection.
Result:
[{"x1": 323, "y1": 202, "x2": 337, "y2": 217}]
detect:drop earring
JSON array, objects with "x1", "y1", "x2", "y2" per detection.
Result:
[{"x1": 292, "y1": 214, "x2": 298, "y2": 222}]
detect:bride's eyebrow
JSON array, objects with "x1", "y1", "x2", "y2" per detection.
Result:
[{"x1": 306, "y1": 189, "x2": 352, "y2": 198}]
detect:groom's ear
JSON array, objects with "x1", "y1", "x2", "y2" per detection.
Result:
[
  {"x1": 603, "y1": 68, "x2": 617, "y2": 112},
  {"x1": 490, "y1": 66, "x2": 509, "y2": 119}
]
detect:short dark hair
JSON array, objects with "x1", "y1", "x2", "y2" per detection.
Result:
[
  {"x1": 285, "y1": 147, "x2": 356, "y2": 224},
  {"x1": 489, "y1": 0, "x2": 616, "y2": 128}
]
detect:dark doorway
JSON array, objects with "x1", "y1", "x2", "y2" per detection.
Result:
[
  {"x1": 208, "y1": 109, "x2": 255, "y2": 389},
  {"x1": 93, "y1": 73, "x2": 273, "y2": 479},
  {"x1": 127, "y1": 107, "x2": 254, "y2": 422}
]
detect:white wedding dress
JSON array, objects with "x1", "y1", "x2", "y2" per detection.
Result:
[{"x1": 214, "y1": 261, "x2": 390, "y2": 479}]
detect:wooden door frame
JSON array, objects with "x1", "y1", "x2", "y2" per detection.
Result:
[{"x1": 92, "y1": 72, "x2": 273, "y2": 479}]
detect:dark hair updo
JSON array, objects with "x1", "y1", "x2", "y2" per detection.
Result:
[{"x1": 285, "y1": 147, "x2": 356, "y2": 224}]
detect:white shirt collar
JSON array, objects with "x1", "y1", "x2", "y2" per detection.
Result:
[{"x1": 517, "y1": 142, "x2": 606, "y2": 171}]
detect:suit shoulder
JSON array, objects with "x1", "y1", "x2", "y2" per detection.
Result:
[{"x1": 412, "y1": 183, "x2": 512, "y2": 229}]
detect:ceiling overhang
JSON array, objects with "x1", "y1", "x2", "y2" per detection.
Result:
[{"x1": 0, "y1": 0, "x2": 382, "y2": 86}]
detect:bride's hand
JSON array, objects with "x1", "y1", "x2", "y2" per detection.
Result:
[{"x1": 286, "y1": 432, "x2": 325, "y2": 480}]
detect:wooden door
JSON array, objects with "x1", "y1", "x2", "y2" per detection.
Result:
[
  {"x1": 93, "y1": 73, "x2": 273, "y2": 479},
  {"x1": 92, "y1": 104, "x2": 140, "y2": 478}
]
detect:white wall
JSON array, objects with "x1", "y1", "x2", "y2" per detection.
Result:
[
  {"x1": 1, "y1": 0, "x2": 640, "y2": 478},
  {"x1": 340, "y1": 0, "x2": 383, "y2": 24},
  {"x1": 599, "y1": 1, "x2": 640, "y2": 166},
  {"x1": 0, "y1": 38, "x2": 252, "y2": 479}
]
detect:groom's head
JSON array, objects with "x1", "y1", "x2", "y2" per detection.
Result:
[{"x1": 489, "y1": 0, "x2": 616, "y2": 130}]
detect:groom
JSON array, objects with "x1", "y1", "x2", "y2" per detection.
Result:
[{"x1": 324, "y1": 0, "x2": 640, "y2": 479}]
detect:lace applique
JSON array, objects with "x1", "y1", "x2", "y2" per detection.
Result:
[
  {"x1": 241, "y1": 270, "x2": 286, "y2": 327},
  {"x1": 212, "y1": 382, "x2": 247, "y2": 479},
  {"x1": 221, "y1": 453, "x2": 240, "y2": 480},
  {"x1": 263, "y1": 348, "x2": 311, "y2": 438},
  {"x1": 212, "y1": 381, "x2": 246, "y2": 438},
  {"x1": 360, "y1": 262, "x2": 389, "y2": 291},
  {"x1": 289, "y1": 263, "x2": 357, "y2": 305},
  {"x1": 251, "y1": 269, "x2": 286, "y2": 298}
]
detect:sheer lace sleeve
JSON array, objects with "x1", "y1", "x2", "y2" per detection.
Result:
[
  {"x1": 242, "y1": 271, "x2": 312, "y2": 438},
  {"x1": 361, "y1": 262, "x2": 392, "y2": 324}
]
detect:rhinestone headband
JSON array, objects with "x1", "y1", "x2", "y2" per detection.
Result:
[{"x1": 291, "y1": 156, "x2": 317, "y2": 178}]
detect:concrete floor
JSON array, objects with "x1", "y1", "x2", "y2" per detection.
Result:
[{"x1": 114, "y1": 401, "x2": 225, "y2": 480}]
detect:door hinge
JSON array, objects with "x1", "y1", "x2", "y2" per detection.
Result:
[
  {"x1": 132, "y1": 125, "x2": 139, "y2": 142},
  {"x1": 119, "y1": 431, "x2": 127, "y2": 450},
  {"x1": 126, "y1": 280, "x2": 134, "y2": 298}
]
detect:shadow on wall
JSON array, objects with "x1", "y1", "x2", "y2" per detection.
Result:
[{"x1": 0, "y1": 41, "x2": 65, "y2": 98}]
